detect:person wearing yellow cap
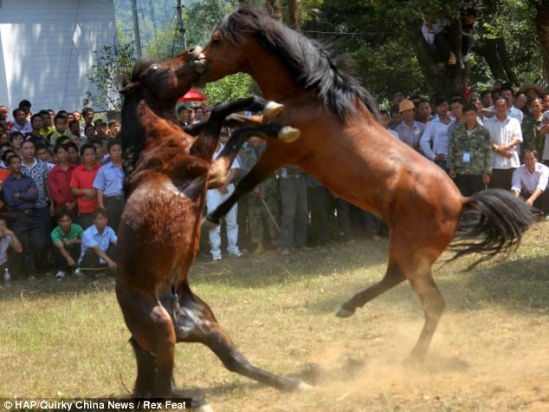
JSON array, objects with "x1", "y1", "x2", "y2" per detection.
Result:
[{"x1": 395, "y1": 99, "x2": 426, "y2": 151}]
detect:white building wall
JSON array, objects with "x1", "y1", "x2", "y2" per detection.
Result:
[{"x1": 0, "y1": 0, "x2": 117, "y2": 113}]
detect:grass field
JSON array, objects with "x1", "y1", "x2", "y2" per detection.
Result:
[{"x1": 1, "y1": 222, "x2": 549, "y2": 411}]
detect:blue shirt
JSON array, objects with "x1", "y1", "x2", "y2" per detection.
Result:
[
  {"x1": 79, "y1": 225, "x2": 117, "y2": 264},
  {"x1": 3, "y1": 174, "x2": 39, "y2": 211},
  {"x1": 93, "y1": 161, "x2": 124, "y2": 197}
]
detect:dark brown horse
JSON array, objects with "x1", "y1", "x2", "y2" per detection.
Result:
[
  {"x1": 116, "y1": 49, "x2": 308, "y2": 407},
  {"x1": 185, "y1": 4, "x2": 536, "y2": 365}
]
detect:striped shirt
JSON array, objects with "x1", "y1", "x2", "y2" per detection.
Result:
[{"x1": 21, "y1": 158, "x2": 49, "y2": 208}]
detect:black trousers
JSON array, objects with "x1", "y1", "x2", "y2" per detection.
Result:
[
  {"x1": 454, "y1": 175, "x2": 486, "y2": 197},
  {"x1": 53, "y1": 243, "x2": 80, "y2": 272},
  {"x1": 489, "y1": 168, "x2": 515, "y2": 190},
  {"x1": 520, "y1": 189, "x2": 549, "y2": 215},
  {"x1": 80, "y1": 243, "x2": 117, "y2": 272},
  {"x1": 104, "y1": 196, "x2": 125, "y2": 234}
]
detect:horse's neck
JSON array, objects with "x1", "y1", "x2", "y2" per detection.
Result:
[
  {"x1": 246, "y1": 44, "x2": 302, "y2": 102},
  {"x1": 138, "y1": 103, "x2": 180, "y2": 140}
]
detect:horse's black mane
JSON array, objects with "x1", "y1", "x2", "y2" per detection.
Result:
[
  {"x1": 119, "y1": 58, "x2": 159, "y2": 187},
  {"x1": 217, "y1": 3, "x2": 378, "y2": 120}
]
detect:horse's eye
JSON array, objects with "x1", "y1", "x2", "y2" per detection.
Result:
[
  {"x1": 150, "y1": 64, "x2": 159, "y2": 71},
  {"x1": 211, "y1": 37, "x2": 221, "y2": 45}
]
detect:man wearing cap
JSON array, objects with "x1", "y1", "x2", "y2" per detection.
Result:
[
  {"x1": 420, "y1": 96, "x2": 454, "y2": 169},
  {"x1": 395, "y1": 99, "x2": 426, "y2": 151}
]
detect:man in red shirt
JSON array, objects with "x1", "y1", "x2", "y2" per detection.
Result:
[
  {"x1": 49, "y1": 143, "x2": 77, "y2": 215},
  {"x1": 70, "y1": 143, "x2": 100, "y2": 229}
]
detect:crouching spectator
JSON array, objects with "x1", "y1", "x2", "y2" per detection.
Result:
[
  {"x1": 0, "y1": 215, "x2": 23, "y2": 282},
  {"x1": 51, "y1": 209, "x2": 83, "y2": 279},
  {"x1": 79, "y1": 207, "x2": 117, "y2": 276},
  {"x1": 511, "y1": 149, "x2": 549, "y2": 216}
]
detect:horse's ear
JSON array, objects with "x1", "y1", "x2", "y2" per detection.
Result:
[{"x1": 120, "y1": 82, "x2": 137, "y2": 95}]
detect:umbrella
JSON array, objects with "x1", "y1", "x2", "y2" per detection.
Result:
[{"x1": 178, "y1": 89, "x2": 208, "y2": 102}]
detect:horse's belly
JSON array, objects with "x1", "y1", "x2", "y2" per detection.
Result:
[{"x1": 118, "y1": 179, "x2": 203, "y2": 271}]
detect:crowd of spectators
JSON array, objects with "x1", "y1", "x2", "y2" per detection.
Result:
[{"x1": 1, "y1": 80, "x2": 548, "y2": 282}]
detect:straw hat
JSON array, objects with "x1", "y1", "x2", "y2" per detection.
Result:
[
  {"x1": 518, "y1": 83, "x2": 545, "y2": 96},
  {"x1": 399, "y1": 99, "x2": 415, "y2": 112}
]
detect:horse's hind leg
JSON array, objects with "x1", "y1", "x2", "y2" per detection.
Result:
[
  {"x1": 406, "y1": 271, "x2": 446, "y2": 362},
  {"x1": 117, "y1": 285, "x2": 177, "y2": 397},
  {"x1": 336, "y1": 260, "x2": 406, "y2": 318},
  {"x1": 175, "y1": 286, "x2": 309, "y2": 392},
  {"x1": 129, "y1": 336, "x2": 157, "y2": 397}
]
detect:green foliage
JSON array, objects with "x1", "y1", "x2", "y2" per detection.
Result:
[
  {"x1": 202, "y1": 73, "x2": 256, "y2": 105},
  {"x1": 84, "y1": 43, "x2": 136, "y2": 112},
  {"x1": 185, "y1": 0, "x2": 235, "y2": 49}
]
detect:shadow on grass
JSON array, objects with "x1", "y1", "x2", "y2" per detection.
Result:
[
  {"x1": 0, "y1": 238, "x2": 390, "y2": 302},
  {"x1": 303, "y1": 253, "x2": 549, "y2": 317},
  {"x1": 2, "y1": 239, "x2": 547, "y2": 316}
]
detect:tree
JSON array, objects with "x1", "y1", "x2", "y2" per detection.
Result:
[
  {"x1": 530, "y1": 0, "x2": 549, "y2": 83},
  {"x1": 84, "y1": 43, "x2": 136, "y2": 112},
  {"x1": 265, "y1": 0, "x2": 282, "y2": 21}
]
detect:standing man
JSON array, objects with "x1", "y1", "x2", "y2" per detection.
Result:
[
  {"x1": 48, "y1": 143, "x2": 77, "y2": 214},
  {"x1": 11, "y1": 108, "x2": 32, "y2": 134},
  {"x1": 240, "y1": 136, "x2": 280, "y2": 253},
  {"x1": 206, "y1": 130, "x2": 243, "y2": 261},
  {"x1": 93, "y1": 139, "x2": 125, "y2": 233},
  {"x1": 522, "y1": 97, "x2": 544, "y2": 155},
  {"x1": 420, "y1": 96, "x2": 454, "y2": 169},
  {"x1": 484, "y1": 97, "x2": 523, "y2": 189},
  {"x1": 395, "y1": 99, "x2": 426, "y2": 151},
  {"x1": 3, "y1": 154, "x2": 48, "y2": 280},
  {"x1": 500, "y1": 84, "x2": 524, "y2": 123},
  {"x1": 278, "y1": 165, "x2": 308, "y2": 255},
  {"x1": 70, "y1": 143, "x2": 100, "y2": 229},
  {"x1": 448, "y1": 103, "x2": 492, "y2": 196},
  {"x1": 416, "y1": 100, "x2": 432, "y2": 124},
  {"x1": 20, "y1": 139, "x2": 53, "y2": 256}
]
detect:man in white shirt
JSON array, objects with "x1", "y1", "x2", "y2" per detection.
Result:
[
  {"x1": 484, "y1": 97, "x2": 523, "y2": 189},
  {"x1": 206, "y1": 129, "x2": 243, "y2": 261},
  {"x1": 500, "y1": 84, "x2": 524, "y2": 123},
  {"x1": 420, "y1": 96, "x2": 454, "y2": 169},
  {"x1": 512, "y1": 149, "x2": 549, "y2": 215}
]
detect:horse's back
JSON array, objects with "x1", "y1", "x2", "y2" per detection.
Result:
[{"x1": 269, "y1": 105, "x2": 464, "y2": 251}]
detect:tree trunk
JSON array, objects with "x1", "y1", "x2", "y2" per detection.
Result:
[
  {"x1": 288, "y1": 0, "x2": 300, "y2": 31},
  {"x1": 532, "y1": 0, "x2": 549, "y2": 83},
  {"x1": 265, "y1": 0, "x2": 282, "y2": 22},
  {"x1": 474, "y1": 38, "x2": 508, "y2": 81},
  {"x1": 495, "y1": 38, "x2": 519, "y2": 86}
]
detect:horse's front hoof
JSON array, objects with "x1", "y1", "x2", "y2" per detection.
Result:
[
  {"x1": 295, "y1": 381, "x2": 313, "y2": 392},
  {"x1": 279, "y1": 126, "x2": 300, "y2": 143},
  {"x1": 263, "y1": 101, "x2": 284, "y2": 118},
  {"x1": 335, "y1": 307, "x2": 355, "y2": 318},
  {"x1": 201, "y1": 216, "x2": 220, "y2": 229},
  {"x1": 195, "y1": 403, "x2": 214, "y2": 412}
]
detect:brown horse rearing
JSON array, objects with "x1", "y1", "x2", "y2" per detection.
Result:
[
  {"x1": 116, "y1": 48, "x2": 308, "y2": 407},
  {"x1": 180, "y1": 4, "x2": 536, "y2": 368}
]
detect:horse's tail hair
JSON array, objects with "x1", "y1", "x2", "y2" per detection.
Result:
[{"x1": 449, "y1": 188, "x2": 538, "y2": 270}]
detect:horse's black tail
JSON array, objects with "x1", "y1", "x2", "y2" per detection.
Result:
[{"x1": 449, "y1": 189, "x2": 538, "y2": 270}]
